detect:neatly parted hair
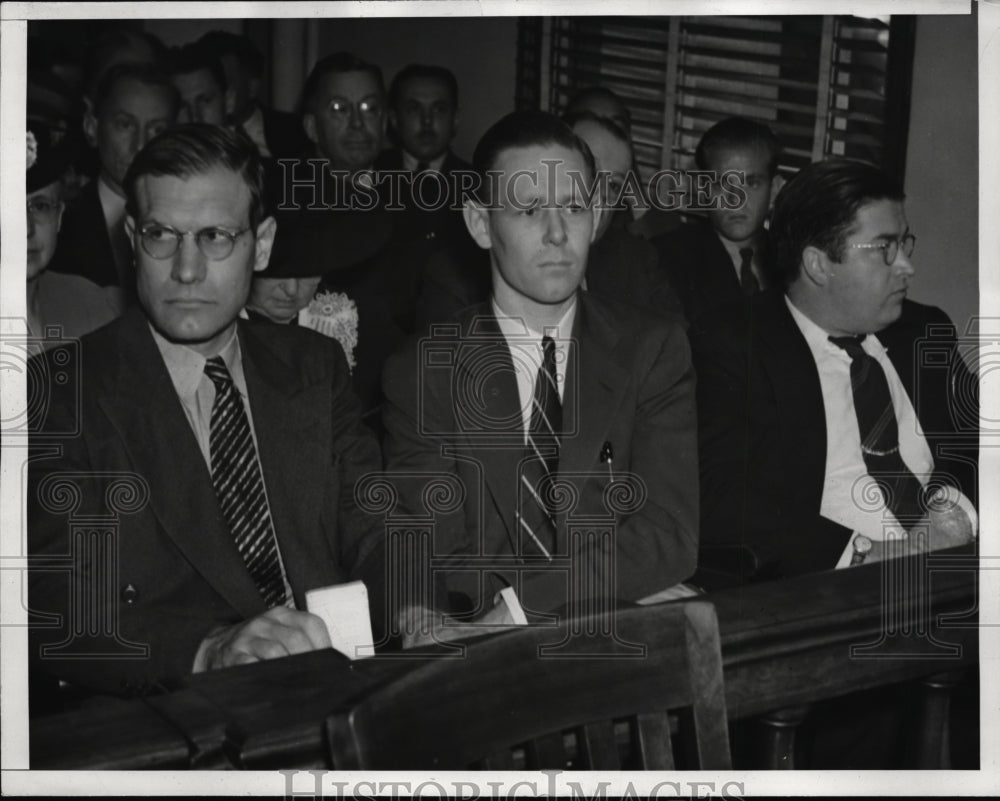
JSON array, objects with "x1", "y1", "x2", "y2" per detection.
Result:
[
  {"x1": 300, "y1": 52, "x2": 385, "y2": 115},
  {"x1": 694, "y1": 116, "x2": 781, "y2": 175},
  {"x1": 769, "y1": 158, "x2": 904, "y2": 286},
  {"x1": 92, "y1": 61, "x2": 179, "y2": 118},
  {"x1": 166, "y1": 42, "x2": 227, "y2": 92},
  {"x1": 388, "y1": 63, "x2": 458, "y2": 108},
  {"x1": 472, "y1": 110, "x2": 596, "y2": 205},
  {"x1": 197, "y1": 30, "x2": 264, "y2": 80},
  {"x1": 124, "y1": 123, "x2": 266, "y2": 228}
]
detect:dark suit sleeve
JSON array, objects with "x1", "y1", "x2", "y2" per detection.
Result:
[{"x1": 690, "y1": 312, "x2": 851, "y2": 584}]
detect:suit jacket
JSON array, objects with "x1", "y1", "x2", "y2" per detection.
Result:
[
  {"x1": 653, "y1": 220, "x2": 752, "y2": 326},
  {"x1": 382, "y1": 291, "x2": 698, "y2": 616},
  {"x1": 28, "y1": 308, "x2": 385, "y2": 696},
  {"x1": 690, "y1": 291, "x2": 978, "y2": 584},
  {"x1": 261, "y1": 106, "x2": 311, "y2": 162},
  {"x1": 415, "y1": 224, "x2": 686, "y2": 333},
  {"x1": 48, "y1": 180, "x2": 131, "y2": 293}
]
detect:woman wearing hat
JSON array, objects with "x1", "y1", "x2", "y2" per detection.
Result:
[{"x1": 26, "y1": 125, "x2": 124, "y2": 347}]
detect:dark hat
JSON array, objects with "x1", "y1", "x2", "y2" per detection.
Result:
[
  {"x1": 27, "y1": 124, "x2": 72, "y2": 193},
  {"x1": 262, "y1": 206, "x2": 394, "y2": 279}
]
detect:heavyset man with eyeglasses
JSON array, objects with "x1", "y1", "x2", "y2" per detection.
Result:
[
  {"x1": 690, "y1": 158, "x2": 977, "y2": 585},
  {"x1": 28, "y1": 125, "x2": 387, "y2": 697}
]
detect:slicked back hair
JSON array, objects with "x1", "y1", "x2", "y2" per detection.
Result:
[
  {"x1": 389, "y1": 63, "x2": 458, "y2": 109},
  {"x1": 124, "y1": 123, "x2": 266, "y2": 229},
  {"x1": 471, "y1": 110, "x2": 596, "y2": 205},
  {"x1": 769, "y1": 158, "x2": 904, "y2": 287},
  {"x1": 301, "y1": 52, "x2": 385, "y2": 114},
  {"x1": 694, "y1": 116, "x2": 781, "y2": 175}
]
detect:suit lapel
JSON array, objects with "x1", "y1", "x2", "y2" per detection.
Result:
[
  {"x1": 452, "y1": 312, "x2": 524, "y2": 546},
  {"x1": 753, "y1": 292, "x2": 829, "y2": 518},
  {"x1": 238, "y1": 323, "x2": 344, "y2": 605},
  {"x1": 558, "y1": 294, "x2": 629, "y2": 485},
  {"x1": 101, "y1": 311, "x2": 265, "y2": 618}
]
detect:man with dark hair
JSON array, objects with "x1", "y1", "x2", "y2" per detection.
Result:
[
  {"x1": 197, "y1": 29, "x2": 308, "y2": 160},
  {"x1": 692, "y1": 158, "x2": 977, "y2": 585},
  {"x1": 29, "y1": 124, "x2": 386, "y2": 697},
  {"x1": 301, "y1": 52, "x2": 386, "y2": 177},
  {"x1": 375, "y1": 63, "x2": 472, "y2": 276},
  {"x1": 49, "y1": 62, "x2": 179, "y2": 293},
  {"x1": 383, "y1": 111, "x2": 697, "y2": 632},
  {"x1": 379, "y1": 63, "x2": 465, "y2": 174},
  {"x1": 167, "y1": 42, "x2": 233, "y2": 127},
  {"x1": 654, "y1": 116, "x2": 784, "y2": 327}
]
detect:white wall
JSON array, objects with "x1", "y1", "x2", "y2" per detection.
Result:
[{"x1": 903, "y1": 12, "x2": 978, "y2": 334}]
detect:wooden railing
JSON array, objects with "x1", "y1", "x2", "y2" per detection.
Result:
[{"x1": 30, "y1": 548, "x2": 978, "y2": 769}]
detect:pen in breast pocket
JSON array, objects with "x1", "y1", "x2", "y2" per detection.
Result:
[{"x1": 600, "y1": 441, "x2": 614, "y2": 483}]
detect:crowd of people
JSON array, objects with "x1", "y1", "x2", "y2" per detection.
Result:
[{"x1": 26, "y1": 26, "x2": 977, "y2": 739}]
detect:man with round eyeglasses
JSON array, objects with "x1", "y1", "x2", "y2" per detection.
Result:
[
  {"x1": 691, "y1": 158, "x2": 978, "y2": 585},
  {"x1": 28, "y1": 124, "x2": 386, "y2": 699}
]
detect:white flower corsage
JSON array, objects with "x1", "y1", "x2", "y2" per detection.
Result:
[
  {"x1": 26, "y1": 131, "x2": 38, "y2": 170},
  {"x1": 301, "y1": 291, "x2": 359, "y2": 372}
]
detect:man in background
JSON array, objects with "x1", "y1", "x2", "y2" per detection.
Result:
[
  {"x1": 49, "y1": 62, "x2": 178, "y2": 294},
  {"x1": 654, "y1": 116, "x2": 782, "y2": 326},
  {"x1": 167, "y1": 41, "x2": 233, "y2": 127}
]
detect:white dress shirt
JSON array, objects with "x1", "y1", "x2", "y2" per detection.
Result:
[{"x1": 784, "y1": 296, "x2": 937, "y2": 565}]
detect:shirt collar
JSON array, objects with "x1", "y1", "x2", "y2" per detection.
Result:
[
  {"x1": 491, "y1": 296, "x2": 577, "y2": 345},
  {"x1": 150, "y1": 322, "x2": 242, "y2": 401},
  {"x1": 784, "y1": 294, "x2": 887, "y2": 362},
  {"x1": 97, "y1": 175, "x2": 127, "y2": 227},
  {"x1": 402, "y1": 149, "x2": 448, "y2": 173}
]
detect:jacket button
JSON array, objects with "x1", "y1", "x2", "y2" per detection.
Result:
[{"x1": 121, "y1": 583, "x2": 138, "y2": 604}]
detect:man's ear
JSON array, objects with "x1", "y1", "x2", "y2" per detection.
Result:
[
  {"x1": 253, "y1": 216, "x2": 277, "y2": 272},
  {"x1": 801, "y1": 245, "x2": 831, "y2": 287},
  {"x1": 463, "y1": 199, "x2": 492, "y2": 250},
  {"x1": 589, "y1": 204, "x2": 604, "y2": 244},
  {"x1": 224, "y1": 87, "x2": 237, "y2": 118},
  {"x1": 56, "y1": 202, "x2": 65, "y2": 234},
  {"x1": 83, "y1": 105, "x2": 99, "y2": 148},
  {"x1": 303, "y1": 114, "x2": 318, "y2": 145},
  {"x1": 769, "y1": 173, "x2": 786, "y2": 209}
]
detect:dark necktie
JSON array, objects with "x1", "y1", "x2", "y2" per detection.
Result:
[
  {"x1": 518, "y1": 336, "x2": 561, "y2": 559},
  {"x1": 828, "y1": 336, "x2": 925, "y2": 529},
  {"x1": 204, "y1": 356, "x2": 287, "y2": 607},
  {"x1": 739, "y1": 247, "x2": 759, "y2": 295},
  {"x1": 415, "y1": 161, "x2": 430, "y2": 174}
]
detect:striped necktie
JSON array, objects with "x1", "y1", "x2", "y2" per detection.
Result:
[
  {"x1": 828, "y1": 335, "x2": 926, "y2": 529},
  {"x1": 204, "y1": 356, "x2": 287, "y2": 607},
  {"x1": 517, "y1": 336, "x2": 561, "y2": 560}
]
